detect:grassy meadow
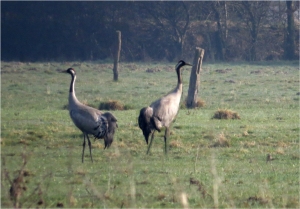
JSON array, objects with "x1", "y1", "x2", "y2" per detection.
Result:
[{"x1": 1, "y1": 60, "x2": 299, "y2": 208}]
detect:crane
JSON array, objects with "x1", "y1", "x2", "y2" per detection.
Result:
[
  {"x1": 138, "y1": 60, "x2": 192, "y2": 154},
  {"x1": 64, "y1": 68, "x2": 118, "y2": 162}
]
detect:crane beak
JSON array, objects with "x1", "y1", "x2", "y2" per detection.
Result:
[{"x1": 186, "y1": 63, "x2": 192, "y2": 66}]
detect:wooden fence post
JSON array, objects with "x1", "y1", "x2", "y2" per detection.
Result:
[
  {"x1": 186, "y1": 47, "x2": 205, "y2": 108},
  {"x1": 113, "y1": 30, "x2": 121, "y2": 81}
]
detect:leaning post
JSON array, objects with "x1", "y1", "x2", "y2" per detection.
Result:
[
  {"x1": 113, "y1": 30, "x2": 121, "y2": 81},
  {"x1": 186, "y1": 47, "x2": 205, "y2": 108}
]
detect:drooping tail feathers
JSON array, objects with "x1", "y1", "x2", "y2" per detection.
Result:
[
  {"x1": 138, "y1": 107, "x2": 161, "y2": 144},
  {"x1": 102, "y1": 112, "x2": 118, "y2": 149},
  {"x1": 138, "y1": 107, "x2": 153, "y2": 144}
]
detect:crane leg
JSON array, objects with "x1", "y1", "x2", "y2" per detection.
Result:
[
  {"x1": 82, "y1": 134, "x2": 86, "y2": 163},
  {"x1": 164, "y1": 127, "x2": 170, "y2": 154},
  {"x1": 147, "y1": 131, "x2": 155, "y2": 154},
  {"x1": 86, "y1": 135, "x2": 93, "y2": 162}
]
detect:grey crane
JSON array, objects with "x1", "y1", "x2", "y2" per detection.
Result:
[
  {"x1": 138, "y1": 60, "x2": 192, "y2": 154},
  {"x1": 64, "y1": 68, "x2": 118, "y2": 162}
]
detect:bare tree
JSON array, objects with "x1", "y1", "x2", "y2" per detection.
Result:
[
  {"x1": 138, "y1": 1, "x2": 191, "y2": 61},
  {"x1": 234, "y1": 1, "x2": 270, "y2": 61},
  {"x1": 209, "y1": 1, "x2": 230, "y2": 61},
  {"x1": 284, "y1": 1, "x2": 298, "y2": 60}
]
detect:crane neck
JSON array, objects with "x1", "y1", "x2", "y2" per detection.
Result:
[
  {"x1": 176, "y1": 65, "x2": 183, "y2": 85},
  {"x1": 68, "y1": 73, "x2": 80, "y2": 105},
  {"x1": 174, "y1": 66, "x2": 183, "y2": 95},
  {"x1": 69, "y1": 73, "x2": 76, "y2": 93}
]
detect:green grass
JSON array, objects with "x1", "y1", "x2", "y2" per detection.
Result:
[{"x1": 1, "y1": 61, "x2": 299, "y2": 208}]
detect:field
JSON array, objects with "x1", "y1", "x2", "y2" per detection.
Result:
[{"x1": 1, "y1": 60, "x2": 299, "y2": 208}]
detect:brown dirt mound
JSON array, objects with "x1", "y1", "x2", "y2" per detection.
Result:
[
  {"x1": 212, "y1": 109, "x2": 240, "y2": 119},
  {"x1": 99, "y1": 100, "x2": 124, "y2": 110}
]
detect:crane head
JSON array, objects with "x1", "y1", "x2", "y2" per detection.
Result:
[
  {"x1": 176, "y1": 60, "x2": 192, "y2": 72},
  {"x1": 64, "y1": 68, "x2": 76, "y2": 75},
  {"x1": 178, "y1": 60, "x2": 192, "y2": 66}
]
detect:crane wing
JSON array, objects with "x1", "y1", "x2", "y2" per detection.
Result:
[
  {"x1": 70, "y1": 108, "x2": 107, "y2": 138},
  {"x1": 93, "y1": 115, "x2": 108, "y2": 139}
]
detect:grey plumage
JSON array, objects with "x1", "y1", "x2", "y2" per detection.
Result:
[
  {"x1": 138, "y1": 60, "x2": 192, "y2": 154},
  {"x1": 65, "y1": 68, "x2": 117, "y2": 162}
]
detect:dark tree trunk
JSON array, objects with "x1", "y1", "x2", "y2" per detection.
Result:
[
  {"x1": 284, "y1": 1, "x2": 296, "y2": 60},
  {"x1": 246, "y1": 4, "x2": 258, "y2": 61},
  {"x1": 240, "y1": 1, "x2": 270, "y2": 61},
  {"x1": 213, "y1": 5, "x2": 224, "y2": 61},
  {"x1": 113, "y1": 30, "x2": 121, "y2": 81},
  {"x1": 250, "y1": 24, "x2": 257, "y2": 61}
]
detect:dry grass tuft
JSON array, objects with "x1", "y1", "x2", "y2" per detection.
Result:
[
  {"x1": 212, "y1": 109, "x2": 240, "y2": 120},
  {"x1": 157, "y1": 193, "x2": 167, "y2": 201},
  {"x1": 242, "y1": 130, "x2": 249, "y2": 136},
  {"x1": 99, "y1": 100, "x2": 124, "y2": 110},
  {"x1": 3, "y1": 154, "x2": 30, "y2": 208},
  {"x1": 277, "y1": 141, "x2": 288, "y2": 147},
  {"x1": 75, "y1": 168, "x2": 87, "y2": 176},
  {"x1": 117, "y1": 140, "x2": 127, "y2": 148},
  {"x1": 210, "y1": 132, "x2": 230, "y2": 147},
  {"x1": 276, "y1": 147, "x2": 285, "y2": 155},
  {"x1": 169, "y1": 140, "x2": 183, "y2": 148},
  {"x1": 182, "y1": 98, "x2": 206, "y2": 108},
  {"x1": 189, "y1": 178, "x2": 208, "y2": 198},
  {"x1": 195, "y1": 99, "x2": 206, "y2": 108},
  {"x1": 92, "y1": 141, "x2": 104, "y2": 149},
  {"x1": 247, "y1": 195, "x2": 268, "y2": 205}
]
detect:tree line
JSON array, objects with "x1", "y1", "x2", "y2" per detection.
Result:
[{"x1": 1, "y1": 1, "x2": 299, "y2": 62}]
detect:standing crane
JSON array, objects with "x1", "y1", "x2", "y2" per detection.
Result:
[
  {"x1": 138, "y1": 60, "x2": 192, "y2": 154},
  {"x1": 64, "y1": 68, "x2": 118, "y2": 162}
]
